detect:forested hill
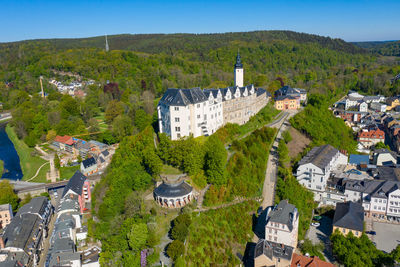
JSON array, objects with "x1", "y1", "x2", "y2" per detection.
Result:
[
  {"x1": 1, "y1": 31, "x2": 366, "y2": 55},
  {"x1": 353, "y1": 40, "x2": 400, "y2": 56}
]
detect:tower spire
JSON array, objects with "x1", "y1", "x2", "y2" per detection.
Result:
[
  {"x1": 235, "y1": 50, "x2": 243, "y2": 69},
  {"x1": 105, "y1": 35, "x2": 109, "y2": 52}
]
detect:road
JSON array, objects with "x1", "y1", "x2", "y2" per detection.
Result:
[
  {"x1": 37, "y1": 190, "x2": 62, "y2": 267},
  {"x1": 261, "y1": 109, "x2": 299, "y2": 209}
]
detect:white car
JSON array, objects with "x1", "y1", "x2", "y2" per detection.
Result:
[{"x1": 311, "y1": 222, "x2": 320, "y2": 227}]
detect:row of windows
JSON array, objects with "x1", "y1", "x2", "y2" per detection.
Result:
[
  {"x1": 374, "y1": 199, "x2": 387, "y2": 203},
  {"x1": 390, "y1": 201, "x2": 400, "y2": 205},
  {"x1": 374, "y1": 206, "x2": 385, "y2": 211},
  {"x1": 0, "y1": 214, "x2": 8, "y2": 218},
  {"x1": 268, "y1": 235, "x2": 278, "y2": 242},
  {"x1": 389, "y1": 208, "x2": 399, "y2": 213},
  {"x1": 268, "y1": 228, "x2": 278, "y2": 234}
]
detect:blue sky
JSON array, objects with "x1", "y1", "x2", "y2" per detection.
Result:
[{"x1": 0, "y1": 0, "x2": 399, "y2": 43}]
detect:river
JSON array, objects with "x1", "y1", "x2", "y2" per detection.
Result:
[{"x1": 0, "y1": 123, "x2": 23, "y2": 180}]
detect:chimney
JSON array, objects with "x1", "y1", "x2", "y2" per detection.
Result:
[{"x1": 0, "y1": 236, "x2": 4, "y2": 249}]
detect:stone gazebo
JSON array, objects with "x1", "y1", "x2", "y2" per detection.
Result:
[{"x1": 154, "y1": 175, "x2": 193, "y2": 208}]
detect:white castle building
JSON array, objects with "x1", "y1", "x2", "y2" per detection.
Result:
[{"x1": 157, "y1": 53, "x2": 269, "y2": 140}]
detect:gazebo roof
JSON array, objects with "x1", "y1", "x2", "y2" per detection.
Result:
[{"x1": 154, "y1": 180, "x2": 192, "y2": 198}]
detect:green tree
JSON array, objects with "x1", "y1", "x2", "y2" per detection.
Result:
[
  {"x1": 166, "y1": 240, "x2": 184, "y2": 260},
  {"x1": 127, "y1": 223, "x2": 148, "y2": 253},
  {"x1": 0, "y1": 180, "x2": 19, "y2": 211},
  {"x1": 112, "y1": 114, "x2": 133, "y2": 141},
  {"x1": 375, "y1": 142, "x2": 390, "y2": 150},
  {"x1": 105, "y1": 100, "x2": 124, "y2": 123},
  {"x1": 204, "y1": 135, "x2": 227, "y2": 185},
  {"x1": 54, "y1": 154, "x2": 61, "y2": 169}
]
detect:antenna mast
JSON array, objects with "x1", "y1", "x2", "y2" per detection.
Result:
[
  {"x1": 40, "y1": 76, "x2": 44, "y2": 98},
  {"x1": 105, "y1": 35, "x2": 109, "y2": 52}
]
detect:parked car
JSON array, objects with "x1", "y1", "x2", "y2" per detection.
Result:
[
  {"x1": 313, "y1": 215, "x2": 322, "y2": 221},
  {"x1": 366, "y1": 231, "x2": 376, "y2": 235},
  {"x1": 311, "y1": 222, "x2": 320, "y2": 227}
]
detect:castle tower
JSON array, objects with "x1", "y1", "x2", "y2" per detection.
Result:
[{"x1": 234, "y1": 51, "x2": 243, "y2": 87}]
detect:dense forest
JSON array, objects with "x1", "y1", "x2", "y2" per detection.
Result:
[{"x1": 354, "y1": 40, "x2": 400, "y2": 56}]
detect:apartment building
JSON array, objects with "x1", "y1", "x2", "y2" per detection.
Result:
[
  {"x1": 357, "y1": 128, "x2": 385, "y2": 148},
  {"x1": 254, "y1": 200, "x2": 298, "y2": 267},
  {"x1": 0, "y1": 204, "x2": 12, "y2": 229},
  {"x1": 264, "y1": 200, "x2": 299, "y2": 248},
  {"x1": 0, "y1": 197, "x2": 53, "y2": 267},
  {"x1": 296, "y1": 145, "x2": 348, "y2": 201}
]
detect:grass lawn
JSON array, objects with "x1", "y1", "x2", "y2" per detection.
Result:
[
  {"x1": 94, "y1": 112, "x2": 108, "y2": 132},
  {"x1": 28, "y1": 164, "x2": 50, "y2": 183},
  {"x1": 185, "y1": 200, "x2": 258, "y2": 265},
  {"x1": 215, "y1": 102, "x2": 281, "y2": 144},
  {"x1": 6, "y1": 125, "x2": 48, "y2": 181},
  {"x1": 60, "y1": 165, "x2": 80, "y2": 180},
  {"x1": 0, "y1": 159, "x2": 3, "y2": 176},
  {"x1": 161, "y1": 164, "x2": 182, "y2": 175}
]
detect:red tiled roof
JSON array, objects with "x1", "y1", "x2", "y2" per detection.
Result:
[
  {"x1": 291, "y1": 253, "x2": 336, "y2": 267},
  {"x1": 358, "y1": 129, "x2": 384, "y2": 140},
  {"x1": 54, "y1": 135, "x2": 74, "y2": 145}
]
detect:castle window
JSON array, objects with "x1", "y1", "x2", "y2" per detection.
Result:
[
  {"x1": 175, "y1": 127, "x2": 180, "y2": 132},
  {"x1": 174, "y1": 107, "x2": 179, "y2": 111},
  {"x1": 175, "y1": 117, "x2": 180, "y2": 122}
]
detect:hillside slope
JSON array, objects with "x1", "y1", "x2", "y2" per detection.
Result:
[
  {"x1": 1, "y1": 31, "x2": 366, "y2": 55},
  {"x1": 353, "y1": 40, "x2": 400, "y2": 56}
]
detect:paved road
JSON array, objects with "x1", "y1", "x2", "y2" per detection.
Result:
[
  {"x1": 261, "y1": 110, "x2": 298, "y2": 209},
  {"x1": 306, "y1": 216, "x2": 335, "y2": 262},
  {"x1": 368, "y1": 220, "x2": 400, "y2": 253}
]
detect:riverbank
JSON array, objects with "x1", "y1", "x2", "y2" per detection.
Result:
[
  {"x1": 5, "y1": 125, "x2": 49, "y2": 182},
  {"x1": 0, "y1": 160, "x2": 3, "y2": 176}
]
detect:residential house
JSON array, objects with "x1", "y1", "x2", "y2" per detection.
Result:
[
  {"x1": 0, "y1": 204, "x2": 12, "y2": 229},
  {"x1": 386, "y1": 97, "x2": 400, "y2": 111},
  {"x1": 275, "y1": 85, "x2": 307, "y2": 102},
  {"x1": 81, "y1": 157, "x2": 98, "y2": 176},
  {"x1": 359, "y1": 101, "x2": 368, "y2": 112},
  {"x1": 357, "y1": 128, "x2": 385, "y2": 148},
  {"x1": 373, "y1": 149, "x2": 397, "y2": 166},
  {"x1": 157, "y1": 53, "x2": 268, "y2": 140},
  {"x1": 254, "y1": 239, "x2": 294, "y2": 267},
  {"x1": 81, "y1": 246, "x2": 101, "y2": 267},
  {"x1": 274, "y1": 95, "x2": 300, "y2": 110},
  {"x1": 264, "y1": 200, "x2": 299, "y2": 248},
  {"x1": 345, "y1": 97, "x2": 361, "y2": 110},
  {"x1": 17, "y1": 196, "x2": 52, "y2": 225},
  {"x1": 330, "y1": 179, "x2": 400, "y2": 221},
  {"x1": 370, "y1": 102, "x2": 387, "y2": 112},
  {"x1": 62, "y1": 171, "x2": 91, "y2": 213},
  {"x1": 332, "y1": 202, "x2": 364, "y2": 237},
  {"x1": 296, "y1": 145, "x2": 348, "y2": 201},
  {"x1": 291, "y1": 253, "x2": 336, "y2": 267},
  {"x1": 363, "y1": 95, "x2": 385, "y2": 104},
  {"x1": 335, "y1": 110, "x2": 366, "y2": 124},
  {"x1": 48, "y1": 252, "x2": 81, "y2": 267}
]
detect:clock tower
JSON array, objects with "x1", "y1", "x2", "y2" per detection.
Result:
[{"x1": 234, "y1": 51, "x2": 244, "y2": 87}]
